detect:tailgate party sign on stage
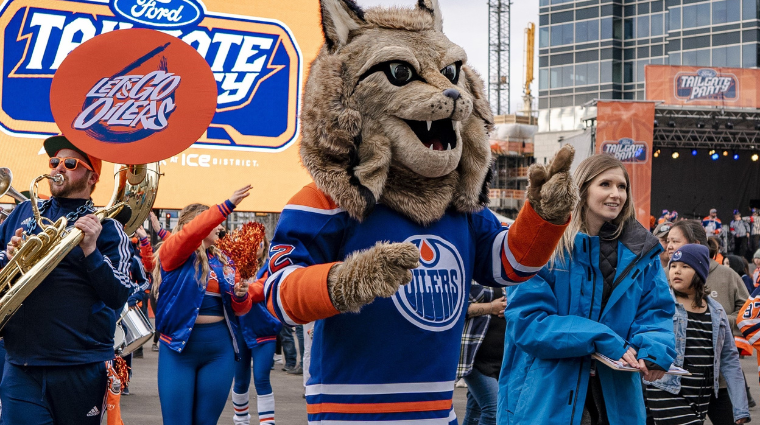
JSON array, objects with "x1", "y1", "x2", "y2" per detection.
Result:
[
  {"x1": 646, "y1": 65, "x2": 755, "y2": 107},
  {"x1": 0, "y1": 0, "x2": 321, "y2": 211}
]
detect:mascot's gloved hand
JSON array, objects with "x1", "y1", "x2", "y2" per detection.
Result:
[
  {"x1": 327, "y1": 242, "x2": 420, "y2": 313},
  {"x1": 526, "y1": 145, "x2": 579, "y2": 224}
]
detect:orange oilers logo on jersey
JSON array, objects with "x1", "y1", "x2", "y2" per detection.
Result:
[
  {"x1": 0, "y1": 0, "x2": 302, "y2": 152},
  {"x1": 392, "y1": 235, "x2": 466, "y2": 332}
]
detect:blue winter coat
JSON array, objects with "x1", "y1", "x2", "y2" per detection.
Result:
[{"x1": 497, "y1": 219, "x2": 676, "y2": 425}]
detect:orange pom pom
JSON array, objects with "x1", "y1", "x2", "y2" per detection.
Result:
[{"x1": 216, "y1": 222, "x2": 266, "y2": 280}]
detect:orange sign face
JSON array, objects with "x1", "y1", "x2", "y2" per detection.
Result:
[
  {"x1": 646, "y1": 65, "x2": 760, "y2": 107},
  {"x1": 50, "y1": 28, "x2": 217, "y2": 164},
  {"x1": 595, "y1": 101, "x2": 656, "y2": 227}
]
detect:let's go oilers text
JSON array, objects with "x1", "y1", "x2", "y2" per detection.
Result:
[{"x1": 75, "y1": 70, "x2": 180, "y2": 133}]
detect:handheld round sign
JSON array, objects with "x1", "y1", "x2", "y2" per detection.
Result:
[{"x1": 50, "y1": 28, "x2": 217, "y2": 164}]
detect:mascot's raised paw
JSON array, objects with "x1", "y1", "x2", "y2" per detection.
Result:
[
  {"x1": 526, "y1": 144, "x2": 579, "y2": 224},
  {"x1": 327, "y1": 242, "x2": 420, "y2": 313}
]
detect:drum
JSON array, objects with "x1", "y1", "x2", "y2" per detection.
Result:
[
  {"x1": 113, "y1": 325, "x2": 126, "y2": 354},
  {"x1": 118, "y1": 304, "x2": 155, "y2": 356}
]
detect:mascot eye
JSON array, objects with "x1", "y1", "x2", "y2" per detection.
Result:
[
  {"x1": 441, "y1": 63, "x2": 460, "y2": 84},
  {"x1": 388, "y1": 62, "x2": 415, "y2": 85}
]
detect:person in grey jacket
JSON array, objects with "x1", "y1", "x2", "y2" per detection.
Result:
[{"x1": 645, "y1": 244, "x2": 749, "y2": 424}]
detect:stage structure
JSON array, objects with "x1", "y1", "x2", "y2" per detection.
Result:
[{"x1": 579, "y1": 64, "x2": 760, "y2": 226}]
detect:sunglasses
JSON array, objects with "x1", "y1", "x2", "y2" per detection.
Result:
[{"x1": 49, "y1": 157, "x2": 93, "y2": 172}]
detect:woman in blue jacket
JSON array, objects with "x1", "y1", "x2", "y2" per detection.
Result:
[
  {"x1": 498, "y1": 154, "x2": 676, "y2": 425},
  {"x1": 231, "y1": 236, "x2": 283, "y2": 425},
  {"x1": 154, "y1": 185, "x2": 254, "y2": 425}
]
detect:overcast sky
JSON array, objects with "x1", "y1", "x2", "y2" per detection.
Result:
[{"x1": 354, "y1": 0, "x2": 539, "y2": 114}]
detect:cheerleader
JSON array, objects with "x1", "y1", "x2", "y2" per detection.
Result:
[{"x1": 154, "y1": 186, "x2": 254, "y2": 425}]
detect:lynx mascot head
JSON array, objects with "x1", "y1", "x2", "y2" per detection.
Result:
[{"x1": 301, "y1": 0, "x2": 576, "y2": 226}]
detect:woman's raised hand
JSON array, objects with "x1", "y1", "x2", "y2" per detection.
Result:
[
  {"x1": 149, "y1": 211, "x2": 161, "y2": 231},
  {"x1": 229, "y1": 185, "x2": 252, "y2": 206},
  {"x1": 135, "y1": 226, "x2": 148, "y2": 239}
]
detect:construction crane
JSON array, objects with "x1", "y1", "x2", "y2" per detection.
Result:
[
  {"x1": 488, "y1": 0, "x2": 510, "y2": 115},
  {"x1": 522, "y1": 22, "x2": 535, "y2": 114}
]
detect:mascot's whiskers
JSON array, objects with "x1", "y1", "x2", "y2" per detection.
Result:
[{"x1": 263, "y1": 1, "x2": 579, "y2": 423}]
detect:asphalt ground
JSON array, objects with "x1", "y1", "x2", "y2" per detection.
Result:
[
  {"x1": 120, "y1": 338, "x2": 467, "y2": 424},
  {"x1": 121, "y1": 330, "x2": 760, "y2": 425}
]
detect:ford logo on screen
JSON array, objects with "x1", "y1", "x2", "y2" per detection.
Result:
[
  {"x1": 110, "y1": 0, "x2": 205, "y2": 29},
  {"x1": 697, "y1": 68, "x2": 717, "y2": 79}
]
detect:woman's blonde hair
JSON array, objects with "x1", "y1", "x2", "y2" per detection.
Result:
[
  {"x1": 257, "y1": 235, "x2": 270, "y2": 270},
  {"x1": 553, "y1": 154, "x2": 636, "y2": 264},
  {"x1": 152, "y1": 203, "x2": 230, "y2": 299}
]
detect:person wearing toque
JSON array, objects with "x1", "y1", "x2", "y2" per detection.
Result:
[{"x1": 645, "y1": 243, "x2": 750, "y2": 425}]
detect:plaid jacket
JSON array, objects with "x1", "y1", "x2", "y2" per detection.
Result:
[{"x1": 457, "y1": 283, "x2": 497, "y2": 379}]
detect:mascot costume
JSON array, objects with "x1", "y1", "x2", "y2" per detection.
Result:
[{"x1": 264, "y1": 0, "x2": 579, "y2": 423}]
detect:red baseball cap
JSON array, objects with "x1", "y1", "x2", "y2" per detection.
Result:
[{"x1": 43, "y1": 135, "x2": 102, "y2": 179}]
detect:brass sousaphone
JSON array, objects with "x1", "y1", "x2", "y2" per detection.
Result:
[
  {"x1": 0, "y1": 163, "x2": 160, "y2": 331},
  {"x1": 0, "y1": 168, "x2": 29, "y2": 218}
]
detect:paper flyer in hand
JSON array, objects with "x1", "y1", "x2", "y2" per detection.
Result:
[{"x1": 592, "y1": 353, "x2": 691, "y2": 376}]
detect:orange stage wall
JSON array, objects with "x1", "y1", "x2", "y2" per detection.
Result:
[{"x1": 595, "y1": 101, "x2": 656, "y2": 227}]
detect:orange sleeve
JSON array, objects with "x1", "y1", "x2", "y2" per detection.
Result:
[
  {"x1": 267, "y1": 263, "x2": 340, "y2": 324},
  {"x1": 159, "y1": 204, "x2": 231, "y2": 272},
  {"x1": 507, "y1": 201, "x2": 569, "y2": 269},
  {"x1": 231, "y1": 293, "x2": 252, "y2": 316},
  {"x1": 250, "y1": 275, "x2": 266, "y2": 304},
  {"x1": 138, "y1": 238, "x2": 154, "y2": 272}
]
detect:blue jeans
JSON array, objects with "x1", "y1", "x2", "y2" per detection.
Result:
[
  {"x1": 280, "y1": 326, "x2": 304, "y2": 368},
  {"x1": 462, "y1": 368, "x2": 498, "y2": 425}
]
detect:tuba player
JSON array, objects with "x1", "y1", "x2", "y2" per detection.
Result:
[{"x1": 0, "y1": 135, "x2": 135, "y2": 425}]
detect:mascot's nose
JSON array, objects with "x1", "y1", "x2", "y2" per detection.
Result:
[{"x1": 443, "y1": 88, "x2": 460, "y2": 100}]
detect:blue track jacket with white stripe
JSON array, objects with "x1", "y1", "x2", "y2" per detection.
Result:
[
  {"x1": 263, "y1": 183, "x2": 568, "y2": 424},
  {"x1": 0, "y1": 198, "x2": 135, "y2": 366}
]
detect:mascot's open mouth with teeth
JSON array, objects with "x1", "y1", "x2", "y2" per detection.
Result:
[
  {"x1": 300, "y1": 0, "x2": 492, "y2": 225},
  {"x1": 403, "y1": 119, "x2": 457, "y2": 151}
]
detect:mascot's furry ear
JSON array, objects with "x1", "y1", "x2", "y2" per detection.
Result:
[
  {"x1": 416, "y1": 0, "x2": 443, "y2": 32},
  {"x1": 321, "y1": 0, "x2": 365, "y2": 52}
]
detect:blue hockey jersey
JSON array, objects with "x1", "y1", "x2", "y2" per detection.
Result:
[{"x1": 264, "y1": 184, "x2": 567, "y2": 424}]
